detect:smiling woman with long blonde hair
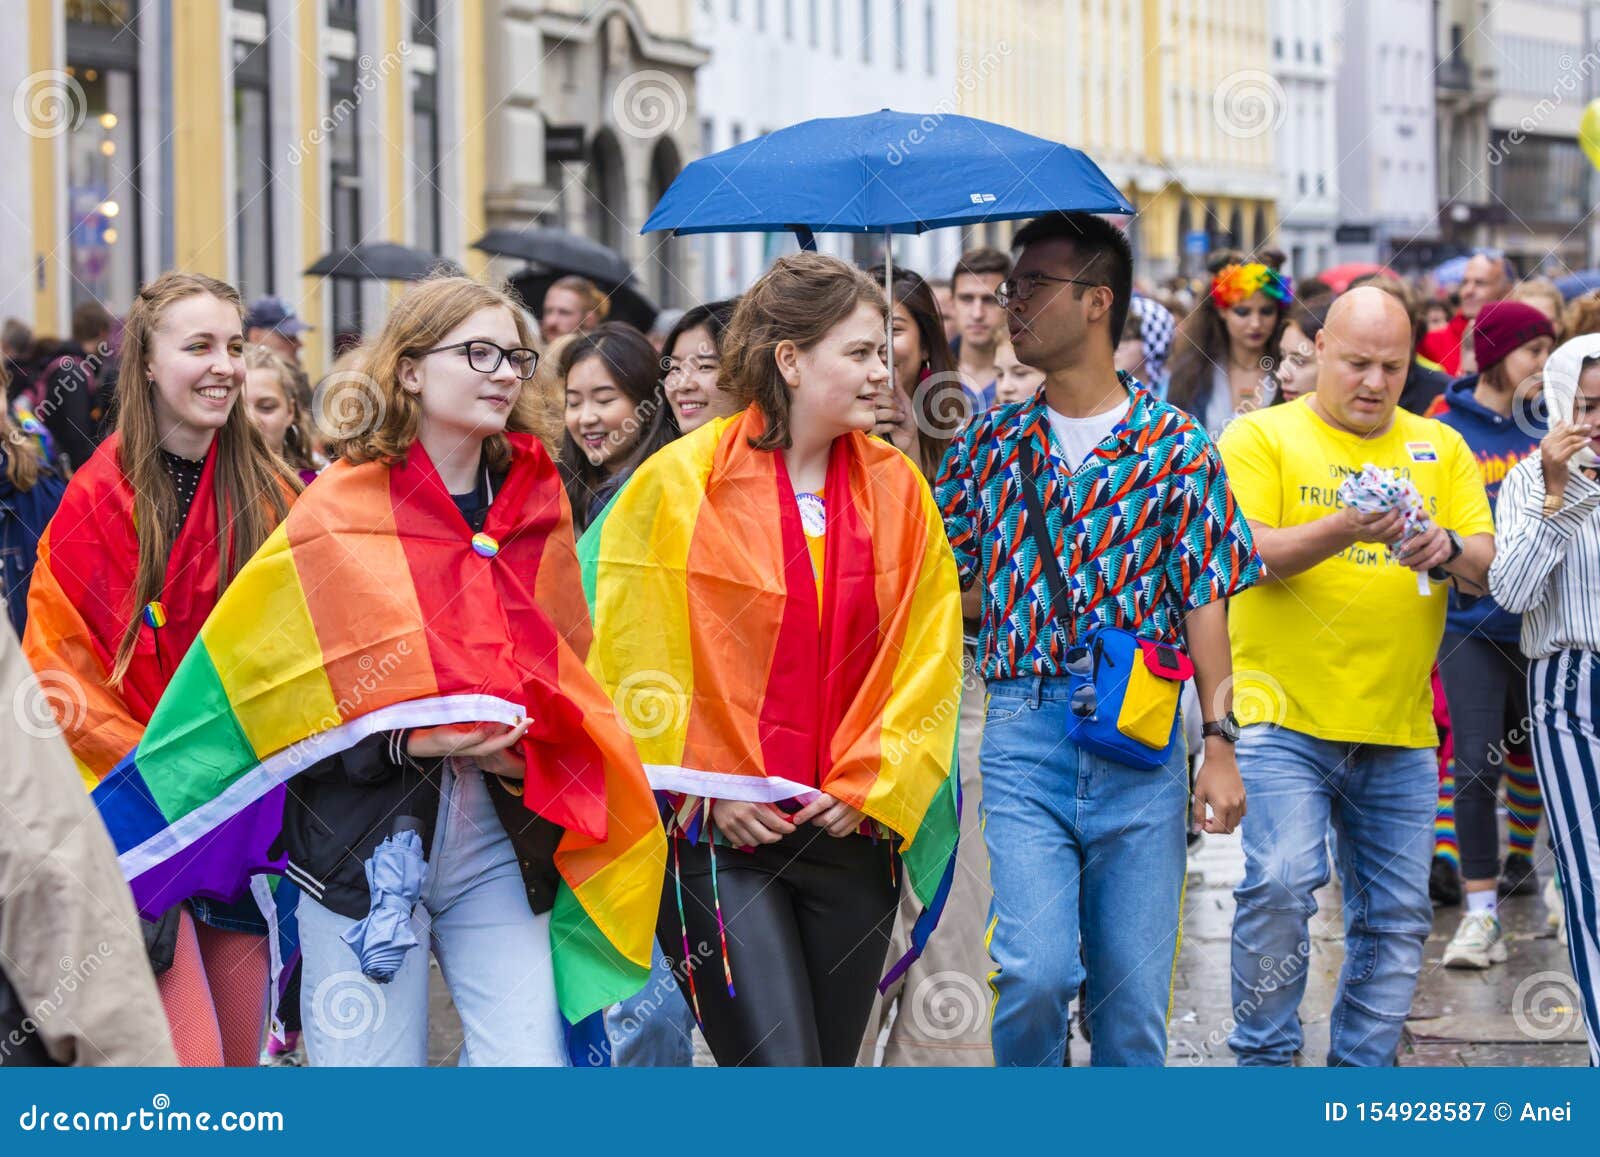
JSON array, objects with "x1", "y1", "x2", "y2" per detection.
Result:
[{"x1": 24, "y1": 271, "x2": 299, "y2": 1066}]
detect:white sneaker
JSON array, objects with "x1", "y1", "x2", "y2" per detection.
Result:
[{"x1": 1442, "y1": 911, "x2": 1507, "y2": 969}]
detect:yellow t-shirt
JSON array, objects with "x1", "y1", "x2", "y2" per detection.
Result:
[{"x1": 1217, "y1": 398, "x2": 1494, "y2": 748}]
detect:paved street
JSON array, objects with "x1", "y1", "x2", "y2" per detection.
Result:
[{"x1": 423, "y1": 830, "x2": 1588, "y2": 1067}]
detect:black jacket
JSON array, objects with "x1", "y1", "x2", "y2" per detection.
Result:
[{"x1": 276, "y1": 732, "x2": 563, "y2": 921}]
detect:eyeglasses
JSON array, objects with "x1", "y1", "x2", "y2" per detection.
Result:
[
  {"x1": 418, "y1": 340, "x2": 539, "y2": 380},
  {"x1": 996, "y1": 273, "x2": 1105, "y2": 308}
]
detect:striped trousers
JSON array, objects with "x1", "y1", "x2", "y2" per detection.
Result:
[{"x1": 1528, "y1": 651, "x2": 1600, "y2": 1067}]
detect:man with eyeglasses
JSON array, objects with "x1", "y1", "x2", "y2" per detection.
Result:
[{"x1": 933, "y1": 211, "x2": 1263, "y2": 1066}]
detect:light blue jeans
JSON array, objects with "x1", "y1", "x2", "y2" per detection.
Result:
[
  {"x1": 980, "y1": 676, "x2": 1189, "y2": 1066},
  {"x1": 1229, "y1": 725, "x2": 1436, "y2": 1067},
  {"x1": 605, "y1": 940, "x2": 696, "y2": 1066},
  {"x1": 297, "y1": 763, "x2": 566, "y2": 1066}
]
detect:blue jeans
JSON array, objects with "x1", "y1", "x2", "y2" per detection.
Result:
[
  {"x1": 605, "y1": 940, "x2": 696, "y2": 1066},
  {"x1": 297, "y1": 764, "x2": 566, "y2": 1066},
  {"x1": 980, "y1": 676, "x2": 1188, "y2": 1066},
  {"x1": 1229, "y1": 726, "x2": 1436, "y2": 1067}
]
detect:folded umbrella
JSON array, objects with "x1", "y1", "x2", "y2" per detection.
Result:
[{"x1": 340, "y1": 819, "x2": 427, "y2": 984}]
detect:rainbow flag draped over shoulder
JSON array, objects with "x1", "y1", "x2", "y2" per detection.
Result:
[
  {"x1": 23, "y1": 436, "x2": 228, "y2": 788},
  {"x1": 579, "y1": 408, "x2": 962, "y2": 983},
  {"x1": 92, "y1": 433, "x2": 664, "y2": 1022}
]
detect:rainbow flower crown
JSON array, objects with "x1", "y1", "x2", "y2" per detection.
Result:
[{"x1": 1210, "y1": 263, "x2": 1294, "y2": 310}]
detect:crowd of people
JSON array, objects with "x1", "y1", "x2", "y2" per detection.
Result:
[{"x1": 3, "y1": 215, "x2": 1600, "y2": 1071}]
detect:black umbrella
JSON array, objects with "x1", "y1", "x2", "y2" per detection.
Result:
[
  {"x1": 472, "y1": 227, "x2": 634, "y2": 286},
  {"x1": 306, "y1": 243, "x2": 461, "y2": 282},
  {"x1": 510, "y1": 269, "x2": 659, "y2": 333}
]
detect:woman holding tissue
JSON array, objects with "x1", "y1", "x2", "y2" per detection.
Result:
[{"x1": 1489, "y1": 333, "x2": 1600, "y2": 1067}]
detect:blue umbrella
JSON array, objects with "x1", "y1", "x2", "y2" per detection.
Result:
[
  {"x1": 340, "y1": 821, "x2": 427, "y2": 984},
  {"x1": 643, "y1": 108, "x2": 1133, "y2": 392},
  {"x1": 643, "y1": 109, "x2": 1132, "y2": 240},
  {"x1": 1557, "y1": 270, "x2": 1600, "y2": 300}
]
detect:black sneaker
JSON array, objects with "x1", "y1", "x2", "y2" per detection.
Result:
[
  {"x1": 1498, "y1": 853, "x2": 1539, "y2": 898},
  {"x1": 1430, "y1": 856, "x2": 1462, "y2": 907}
]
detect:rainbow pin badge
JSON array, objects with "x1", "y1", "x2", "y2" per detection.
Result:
[
  {"x1": 142, "y1": 601, "x2": 168, "y2": 629},
  {"x1": 470, "y1": 533, "x2": 500, "y2": 559}
]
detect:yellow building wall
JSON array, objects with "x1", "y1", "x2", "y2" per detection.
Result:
[
  {"x1": 297, "y1": 0, "x2": 328, "y2": 372},
  {"x1": 170, "y1": 0, "x2": 229, "y2": 276},
  {"x1": 29, "y1": 0, "x2": 61, "y2": 333}
]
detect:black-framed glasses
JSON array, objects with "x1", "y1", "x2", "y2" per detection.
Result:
[
  {"x1": 418, "y1": 340, "x2": 539, "y2": 380},
  {"x1": 996, "y1": 273, "x2": 1105, "y2": 308}
]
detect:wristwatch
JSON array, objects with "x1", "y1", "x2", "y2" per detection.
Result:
[
  {"x1": 1202, "y1": 712, "x2": 1240, "y2": 744},
  {"x1": 1428, "y1": 528, "x2": 1464, "y2": 581}
]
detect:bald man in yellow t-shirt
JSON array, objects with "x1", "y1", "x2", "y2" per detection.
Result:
[{"x1": 1216, "y1": 288, "x2": 1495, "y2": 1067}]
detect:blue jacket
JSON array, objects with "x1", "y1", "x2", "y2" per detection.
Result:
[
  {"x1": 0, "y1": 453, "x2": 66, "y2": 635},
  {"x1": 1432, "y1": 375, "x2": 1543, "y2": 643}
]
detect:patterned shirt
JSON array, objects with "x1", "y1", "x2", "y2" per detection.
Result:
[{"x1": 933, "y1": 374, "x2": 1263, "y2": 682}]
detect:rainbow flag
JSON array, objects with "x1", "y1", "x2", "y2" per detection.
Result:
[
  {"x1": 579, "y1": 409, "x2": 962, "y2": 982},
  {"x1": 92, "y1": 434, "x2": 664, "y2": 1023}
]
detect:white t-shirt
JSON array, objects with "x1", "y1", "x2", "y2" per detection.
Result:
[{"x1": 1046, "y1": 401, "x2": 1129, "y2": 472}]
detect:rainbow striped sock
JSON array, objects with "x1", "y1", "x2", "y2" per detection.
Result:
[
  {"x1": 1434, "y1": 763, "x2": 1460, "y2": 866},
  {"x1": 1504, "y1": 752, "x2": 1543, "y2": 861}
]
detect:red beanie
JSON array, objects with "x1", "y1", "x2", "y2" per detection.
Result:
[{"x1": 1473, "y1": 300, "x2": 1554, "y2": 372}]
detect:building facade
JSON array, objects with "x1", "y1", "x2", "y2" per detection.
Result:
[
  {"x1": 953, "y1": 0, "x2": 1279, "y2": 284},
  {"x1": 1271, "y1": 0, "x2": 1339, "y2": 279},
  {"x1": 690, "y1": 0, "x2": 962, "y2": 299},
  {"x1": 481, "y1": 0, "x2": 707, "y2": 309},
  {"x1": 1333, "y1": 0, "x2": 1440, "y2": 268}
]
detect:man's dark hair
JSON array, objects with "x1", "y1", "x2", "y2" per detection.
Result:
[
  {"x1": 1011, "y1": 213, "x2": 1134, "y2": 344},
  {"x1": 949, "y1": 247, "x2": 1011, "y2": 292},
  {"x1": 70, "y1": 300, "x2": 113, "y2": 347}
]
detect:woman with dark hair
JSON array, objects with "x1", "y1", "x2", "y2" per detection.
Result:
[
  {"x1": 559, "y1": 322, "x2": 678, "y2": 532},
  {"x1": 661, "y1": 299, "x2": 739, "y2": 433},
  {"x1": 1273, "y1": 297, "x2": 1328, "y2": 404},
  {"x1": 873, "y1": 267, "x2": 966, "y2": 479},
  {"x1": 580, "y1": 251, "x2": 962, "y2": 1066},
  {"x1": 1167, "y1": 254, "x2": 1292, "y2": 438}
]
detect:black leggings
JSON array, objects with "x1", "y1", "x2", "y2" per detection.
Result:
[
  {"x1": 659, "y1": 826, "x2": 898, "y2": 1066},
  {"x1": 1438, "y1": 633, "x2": 1530, "y2": 880}
]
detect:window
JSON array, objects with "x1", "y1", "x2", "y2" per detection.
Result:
[
  {"x1": 784, "y1": 0, "x2": 793, "y2": 39},
  {"x1": 1316, "y1": 174, "x2": 1326, "y2": 195},
  {"x1": 411, "y1": 68, "x2": 441, "y2": 255},
  {"x1": 860, "y1": 0, "x2": 871, "y2": 62},
  {"x1": 410, "y1": 0, "x2": 439, "y2": 44},
  {"x1": 924, "y1": 0, "x2": 935, "y2": 74},
  {"x1": 1273, "y1": 36, "x2": 1282, "y2": 57},
  {"x1": 699, "y1": 117, "x2": 715, "y2": 152},
  {"x1": 1312, "y1": 42, "x2": 1322, "y2": 64},
  {"x1": 757, "y1": 0, "x2": 766, "y2": 31},
  {"x1": 892, "y1": 0, "x2": 904, "y2": 69},
  {"x1": 233, "y1": 31, "x2": 273, "y2": 298},
  {"x1": 729, "y1": 0, "x2": 738, "y2": 18},
  {"x1": 809, "y1": 0, "x2": 818, "y2": 47},
  {"x1": 832, "y1": 0, "x2": 842, "y2": 55},
  {"x1": 65, "y1": 5, "x2": 142, "y2": 313},
  {"x1": 328, "y1": 49, "x2": 363, "y2": 343}
]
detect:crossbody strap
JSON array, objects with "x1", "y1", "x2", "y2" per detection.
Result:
[{"x1": 1016, "y1": 436, "x2": 1076, "y2": 651}]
